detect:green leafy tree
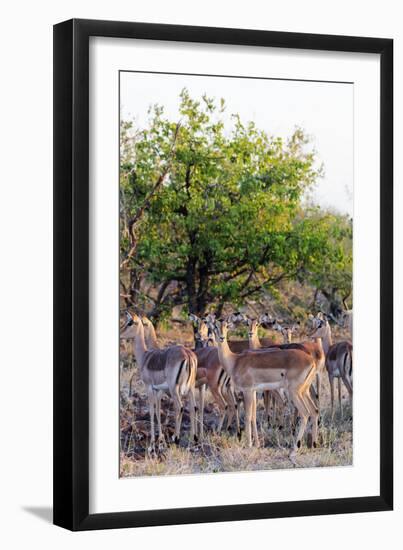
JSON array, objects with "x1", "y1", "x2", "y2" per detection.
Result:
[
  {"x1": 120, "y1": 89, "x2": 351, "y2": 321},
  {"x1": 304, "y1": 211, "x2": 353, "y2": 315}
]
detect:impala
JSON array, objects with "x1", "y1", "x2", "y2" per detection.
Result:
[
  {"x1": 189, "y1": 313, "x2": 216, "y2": 348},
  {"x1": 235, "y1": 313, "x2": 285, "y2": 425},
  {"x1": 120, "y1": 311, "x2": 198, "y2": 451},
  {"x1": 189, "y1": 314, "x2": 240, "y2": 437},
  {"x1": 140, "y1": 315, "x2": 201, "y2": 434},
  {"x1": 273, "y1": 321, "x2": 298, "y2": 344},
  {"x1": 261, "y1": 315, "x2": 325, "y2": 408},
  {"x1": 208, "y1": 318, "x2": 319, "y2": 453},
  {"x1": 239, "y1": 314, "x2": 323, "y2": 426},
  {"x1": 310, "y1": 313, "x2": 352, "y2": 419}
]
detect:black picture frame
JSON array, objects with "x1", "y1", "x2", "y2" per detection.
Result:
[{"x1": 53, "y1": 18, "x2": 393, "y2": 531}]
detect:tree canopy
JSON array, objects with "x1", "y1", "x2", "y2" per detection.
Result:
[{"x1": 120, "y1": 89, "x2": 352, "y2": 320}]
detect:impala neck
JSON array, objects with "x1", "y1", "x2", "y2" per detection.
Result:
[
  {"x1": 133, "y1": 325, "x2": 147, "y2": 367},
  {"x1": 312, "y1": 336, "x2": 324, "y2": 354},
  {"x1": 146, "y1": 324, "x2": 160, "y2": 349},
  {"x1": 321, "y1": 324, "x2": 333, "y2": 354},
  {"x1": 216, "y1": 337, "x2": 236, "y2": 377},
  {"x1": 249, "y1": 331, "x2": 261, "y2": 350}
]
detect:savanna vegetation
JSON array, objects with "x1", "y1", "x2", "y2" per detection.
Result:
[{"x1": 119, "y1": 90, "x2": 353, "y2": 476}]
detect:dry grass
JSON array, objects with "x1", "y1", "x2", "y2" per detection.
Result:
[{"x1": 120, "y1": 350, "x2": 353, "y2": 478}]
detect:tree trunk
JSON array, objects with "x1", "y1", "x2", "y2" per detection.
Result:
[{"x1": 196, "y1": 263, "x2": 209, "y2": 316}]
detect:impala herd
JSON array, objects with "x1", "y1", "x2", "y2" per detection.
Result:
[{"x1": 120, "y1": 310, "x2": 353, "y2": 457}]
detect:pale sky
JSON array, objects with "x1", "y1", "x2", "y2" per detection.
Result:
[{"x1": 120, "y1": 71, "x2": 353, "y2": 216}]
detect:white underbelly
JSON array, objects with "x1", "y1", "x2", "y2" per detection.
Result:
[
  {"x1": 152, "y1": 383, "x2": 169, "y2": 392},
  {"x1": 253, "y1": 382, "x2": 283, "y2": 392}
]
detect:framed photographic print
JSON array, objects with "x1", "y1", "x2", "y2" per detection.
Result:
[{"x1": 53, "y1": 19, "x2": 393, "y2": 530}]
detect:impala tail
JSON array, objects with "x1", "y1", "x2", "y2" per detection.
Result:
[
  {"x1": 176, "y1": 355, "x2": 196, "y2": 396},
  {"x1": 344, "y1": 347, "x2": 353, "y2": 383}
]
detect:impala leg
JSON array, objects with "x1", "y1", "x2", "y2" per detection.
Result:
[
  {"x1": 338, "y1": 377, "x2": 342, "y2": 420},
  {"x1": 278, "y1": 391, "x2": 287, "y2": 429},
  {"x1": 252, "y1": 391, "x2": 259, "y2": 447},
  {"x1": 227, "y1": 384, "x2": 241, "y2": 438},
  {"x1": 188, "y1": 386, "x2": 197, "y2": 443},
  {"x1": 272, "y1": 392, "x2": 278, "y2": 426},
  {"x1": 343, "y1": 375, "x2": 353, "y2": 399},
  {"x1": 198, "y1": 384, "x2": 206, "y2": 440},
  {"x1": 222, "y1": 378, "x2": 234, "y2": 430},
  {"x1": 147, "y1": 387, "x2": 156, "y2": 452},
  {"x1": 304, "y1": 388, "x2": 319, "y2": 448},
  {"x1": 210, "y1": 386, "x2": 227, "y2": 433},
  {"x1": 155, "y1": 390, "x2": 166, "y2": 448},
  {"x1": 222, "y1": 385, "x2": 234, "y2": 430},
  {"x1": 217, "y1": 408, "x2": 227, "y2": 433},
  {"x1": 341, "y1": 371, "x2": 353, "y2": 415},
  {"x1": 242, "y1": 390, "x2": 254, "y2": 447},
  {"x1": 172, "y1": 387, "x2": 183, "y2": 444},
  {"x1": 217, "y1": 374, "x2": 230, "y2": 432},
  {"x1": 312, "y1": 371, "x2": 321, "y2": 408},
  {"x1": 274, "y1": 390, "x2": 286, "y2": 427},
  {"x1": 263, "y1": 391, "x2": 271, "y2": 426},
  {"x1": 329, "y1": 375, "x2": 335, "y2": 421},
  {"x1": 290, "y1": 390, "x2": 310, "y2": 453}
]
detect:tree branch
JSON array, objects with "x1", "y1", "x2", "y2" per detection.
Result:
[{"x1": 120, "y1": 122, "x2": 181, "y2": 270}]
